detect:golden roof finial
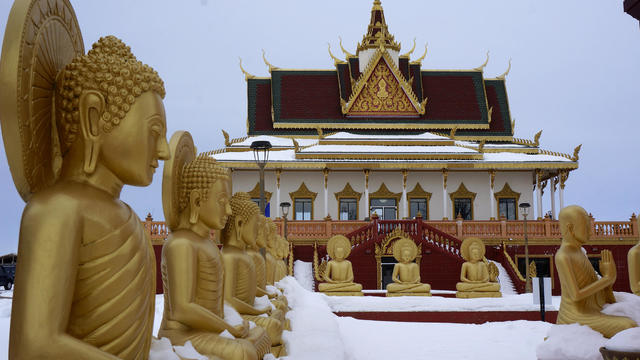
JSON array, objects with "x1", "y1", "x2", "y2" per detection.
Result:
[
  {"x1": 401, "y1": 38, "x2": 416, "y2": 57},
  {"x1": 533, "y1": 130, "x2": 542, "y2": 147},
  {"x1": 222, "y1": 129, "x2": 231, "y2": 146},
  {"x1": 238, "y1": 57, "x2": 255, "y2": 81},
  {"x1": 450, "y1": 126, "x2": 457, "y2": 138},
  {"x1": 328, "y1": 43, "x2": 343, "y2": 65},
  {"x1": 572, "y1": 144, "x2": 582, "y2": 161},
  {"x1": 478, "y1": 140, "x2": 486, "y2": 153},
  {"x1": 292, "y1": 139, "x2": 300, "y2": 153},
  {"x1": 496, "y1": 58, "x2": 512, "y2": 80},
  {"x1": 473, "y1": 51, "x2": 490, "y2": 71},
  {"x1": 262, "y1": 49, "x2": 279, "y2": 72},
  {"x1": 511, "y1": 118, "x2": 515, "y2": 133},
  {"x1": 411, "y1": 43, "x2": 428, "y2": 64},
  {"x1": 487, "y1": 106, "x2": 493, "y2": 124},
  {"x1": 357, "y1": 0, "x2": 400, "y2": 53},
  {"x1": 339, "y1": 36, "x2": 354, "y2": 57},
  {"x1": 316, "y1": 127, "x2": 324, "y2": 139}
]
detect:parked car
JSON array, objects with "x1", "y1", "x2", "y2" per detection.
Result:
[{"x1": 0, "y1": 266, "x2": 14, "y2": 290}]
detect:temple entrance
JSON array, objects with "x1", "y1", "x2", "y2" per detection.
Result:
[
  {"x1": 380, "y1": 256, "x2": 398, "y2": 289},
  {"x1": 370, "y1": 198, "x2": 397, "y2": 220}
]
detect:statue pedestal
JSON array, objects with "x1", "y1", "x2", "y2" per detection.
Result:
[
  {"x1": 321, "y1": 291, "x2": 364, "y2": 296},
  {"x1": 456, "y1": 291, "x2": 502, "y2": 298},
  {"x1": 386, "y1": 292, "x2": 431, "y2": 297}
]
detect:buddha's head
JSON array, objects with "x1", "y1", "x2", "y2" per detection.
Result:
[
  {"x1": 179, "y1": 156, "x2": 231, "y2": 231},
  {"x1": 255, "y1": 215, "x2": 268, "y2": 249},
  {"x1": 469, "y1": 243, "x2": 482, "y2": 262},
  {"x1": 401, "y1": 247, "x2": 412, "y2": 263},
  {"x1": 222, "y1": 192, "x2": 260, "y2": 248},
  {"x1": 278, "y1": 238, "x2": 288, "y2": 259},
  {"x1": 327, "y1": 235, "x2": 351, "y2": 261},
  {"x1": 461, "y1": 237, "x2": 485, "y2": 263},
  {"x1": 56, "y1": 36, "x2": 168, "y2": 186},
  {"x1": 266, "y1": 219, "x2": 277, "y2": 250},
  {"x1": 392, "y1": 237, "x2": 417, "y2": 264},
  {"x1": 559, "y1": 205, "x2": 590, "y2": 245}
]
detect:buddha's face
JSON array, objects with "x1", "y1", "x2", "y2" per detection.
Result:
[
  {"x1": 199, "y1": 179, "x2": 232, "y2": 231},
  {"x1": 335, "y1": 246, "x2": 345, "y2": 260},
  {"x1": 469, "y1": 244, "x2": 482, "y2": 262},
  {"x1": 241, "y1": 213, "x2": 259, "y2": 248},
  {"x1": 401, "y1": 248, "x2": 412, "y2": 263},
  {"x1": 256, "y1": 222, "x2": 267, "y2": 248},
  {"x1": 572, "y1": 209, "x2": 591, "y2": 244},
  {"x1": 100, "y1": 91, "x2": 169, "y2": 186}
]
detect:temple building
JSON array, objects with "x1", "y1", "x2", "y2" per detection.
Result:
[{"x1": 171, "y1": 0, "x2": 636, "y2": 294}]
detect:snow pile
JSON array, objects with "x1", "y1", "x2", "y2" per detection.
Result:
[
  {"x1": 293, "y1": 260, "x2": 314, "y2": 292},
  {"x1": 266, "y1": 285, "x2": 283, "y2": 296},
  {"x1": 224, "y1": 304, "x2": 244, "y2": 326},
  {"x1": 602, "y1": 291, "x2": 640, "y2": 324},
  {"x1": 149, "y1": 338, "x2": 206, "y2": 360},
  {"x1": 325, "y1": 293, "x2": 560, "y2": 312},
  {"x1": 605, "y1": 327, "x2": 640, "y2": 352},
  {"x1": 255, "y1": 295, "x2": 276, "y2": 311},
  {"x1": 277, "y1": 276, "x2": 346, "y2": 360},
  {"x1": 489, "y1": 260, "x2": 516, "y2": 295},
  {"x1": 536, "y1": 324, "x2": 607, "y2": 360}
]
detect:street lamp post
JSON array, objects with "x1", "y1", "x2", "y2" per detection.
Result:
[
  {"x1": 519, "y1": 202, "x2": 532, "y2": 293},
  {"x1": 280, "y1": 202, "x2": 291, "y2": 240},
  {"x1": 250, "y1": 140, "x2": 272, "y2": 215}
]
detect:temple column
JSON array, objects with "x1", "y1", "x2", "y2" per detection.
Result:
[
  {"x1": 364, "y1": 169, "x2": 370, "y2": 219},
  {"x1": 323, "y1": 168, "x2": 329, "y2": 218},
  {"x1": 536, "y1": 170, "x2": 543, "y2": 220},
  {"x1": 276, "y1": 169, "x2": 281, "y2": 218},
  {"x1": 402, "y1": 170, "x2": 408, "y2": 219},
  {"x1": 550, "y1": 176, "x2": 557, "y2": 220},
  {"x1": 489, "y1": 170, "x2": 496, "y2": 220},
  {"x1": 442, "y1": 169, "x2": 448, "y2": 220}
]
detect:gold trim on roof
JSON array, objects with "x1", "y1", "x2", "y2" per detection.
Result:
[
  {"x1": 238, "y1": 57, "x2": 256, "y2": 80},
  {"x1": 328, "y1": 43, "x2": 345, "y2": 65},
  {"x1": 410, "y1": 43, "x2": 428, "y2": 65},
  {"x1": 272, "y1": 121, "x2": 489, "y2": 130},
  {"x1": 357, "y1": 0, "x2": 400, "y2": 53},
  {"x1": 572, "y1": 144, "x2": 582, "y2": 161},
  {"x1": 496, "y1": 59, "x2": 512, "y2": 80},
  {"x1": 262, "y1": 49, "x2": 279, "y2": 72},
  {"x1": 248, "y1": 182, "x2": 273, "y2": 203},
  {"x1": 339, "y1": 36, "x2": 354, "y2": 57},
  {"x1": 317, "y1": 139, "x2": 455, "y2": 146},
  {"x1": 222, "y1": 130, "x2": 231, "y2": 146},
  {"x1": 494, "y1": 182, "x2": 521, "y2": 220},
  {"x1": 294, "y1": 153, "x2": 484, "y2": 161},
  {"x1": 473, "y1": 51, "x2": 490, "y2": 72},
  {"x1": 401, "y1": 38, "x2": 416, "y2": 58}
]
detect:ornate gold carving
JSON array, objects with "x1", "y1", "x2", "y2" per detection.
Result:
[
  {"x1": 357, "y1": 0, "x2": 400, "y2": 53},
  {"x1": 248, "y1": 182, "x2": 273, "y2": 204},
  {"x1": 335, "y1": 182, "x2": 362, "y2": 202},
  {"x1": 238, "y1": 57, "x2": 255, "y2": 80},
  {"x1": 496, "y1": 58, "x2": 512, "y2": 80},
  {"x1": 327, "y1": 43, "x2": 344, "y2": 65},
  {"x1": 364, "y1": 169, "x2": 370, "y2": 189},
  {"x1": 292, "y1": 138, "x2": 300, "y2": 152},
  {"x1": 316, "y1": 127, "x2": 324, "y2": 139},
  {"x1": 222, "y1": 129, "x2": 231, "y2": 146},
  {"x1": 559, "y1": 170, "x2": 569, "y2": 190},
  {"x1": 401, "y1": 38, "x2": 416, "y2": 57},
  {"x1": 276, "y1": 169, "x2": 281, "y2": 188},
  {"x1": 402, "y1": 170, "x2": 408, "y2": 189},
  {"x1": 410, "y1": 43, "x2": 428, "y2": 65},
  {"x1": 449, "y1": 182, "x2": 477, "y2": 219},
  {"x1": 449, "y1": 126, "x2": 457, "y2": 138},
  {"x1": 487, "y1": 107, "x2": 493, "y2": 124},
  {"x1": 529, "y1": 261, "x2": 537, "y2": 279},
  {"x1": 345, "y1": 52, "x2": 423, "y2": 116},
  {"x1": 511, "y1": 118, "x2": 516, "y2": 132},
  {"x1": 473, "y1": 51, "x2": 490, "y2": 71},
  {"x1": 369, "y1": 183, "x2": 402, "y2": 202},
  {"x1": 533, "y1": 130, "x2": 542, "y2": 147},
  {"x1": 323, "y1": 168, "x2": 329, "y2": 188},
  {"x1": 489, "y1": 170, "x2": 496, "y2": 189},
  {"x1": 261, "y1": 49, "x2": 279, "y2": 72},
  {"x1": 442, "y1": 169, "x2": 449, "y2": 189},
  {"x1": 494, "y1": 183, "x2": 521, "y2": 220},
  {"x1": 572, "y1": 144, "x2": 582, "y2": 161},
  {"x1": 478, "y1": 140, "x2": 486, "y2": 153},
  {"x1": 338, "y1": 36, "x2": 354, "y2": 57}
]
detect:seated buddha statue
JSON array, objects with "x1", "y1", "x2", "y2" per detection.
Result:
[
  {"x1": 629, "y1": 218, "x2": 640, "y2": 295},
  {"x1": 386, "y1": 237, "x2": 431, "y2": 296},
  {"x1": 318, "y1": 235, "x2": 363, "y2": 296},
  {"x1": 456, "y1": 237, "x2": 502, "y2": 298},
  {"x1": 274, "y1": 236, "x2": 289, "y2": 282},
  {"x1": 556, "y1": 205, "x2": 637, "y2": 338},
  {"x1": 264, "y1": 219, "x2": 279, "y2": 286},
  {"x1": 6, "y1": 31, "x2": 167, "y2": 358},
  {"x1": 221, "y1": 193, "x2": 284, "y2": 347},
  {"x1": 158, "y1": 132, "x2": 270, "y2": 360}
]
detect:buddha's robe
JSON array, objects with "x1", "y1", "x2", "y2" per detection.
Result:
[
  {"x1": 223, "y1": 249, "x2": 284, "y2": 346},
  {"x1": 275, "y1": 260, "x2": 287, "y2": 283},
  {"x1": 318, "y1": 260, "x2": 363, "y2": 292},
  {"x1": 557, "y1": 249, "x2": 637, "y2": 338},
  {"x1": 386, "y1": 263, "x2": 431, "y2": 294},
  {"x1": 67, "y1": 207, "x2": 155, "y2": 359},
  {"x1": 265, "y1": 252, "x2": 277, "y2": 286},
  {"x1": 159, "y1": 240, "x2": 270, "y2": 360},
  {"x1": 247, "y1": 249, "x2": 287, "y2": 318}
]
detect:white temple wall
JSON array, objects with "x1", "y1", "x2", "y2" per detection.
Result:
[
  {"x1": 278, "y1": 170, "x2": 323, "y2": 220},
  {"x1": 447, "y1": 171, "x2": 490, "y2": 220},
  {"x1": 494, "y1": 171, "x2": 535, "y2": 219},
  {"x1": 326, "y1": 171, "x2": 366, "y2": 220},
  {"x1": 406, "y1": 171, "x2": 445, "y2": 220}
]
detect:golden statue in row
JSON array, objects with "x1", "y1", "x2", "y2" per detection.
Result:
[
  {"x1": 629, "y1": 214, "x2": 640, "y2": 296},
  {"x1": 318, "y1": 235, "x2": 363, "y2": 296},
  {"x1": 456, "y1": 237, "x2": 502, "y2": 298},
  {"x1": 555, "y1": 205, "x2": 637, "y2": 338},
  {"x1": 386, "y1": 237, "x2": 431, "y2": 296}
]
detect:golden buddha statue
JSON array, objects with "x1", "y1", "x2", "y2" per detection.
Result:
[
  {"x1": 318, "y1": 235, "x2": 363, "y2": 296},
  {"x1": 264, "y1": 219, "x2": 279, "y2": 286},
  {"x1": 2, "y1": 1, "x2": 167, "y2": 355},
  {"x1": 629, "y1": 216, "x2": 640, "y2": 295},
  {"x1": 158, "y1": 132, "x2": 270, "y2": 360},
  {"x1": 386, "y1": 238, "x2": 431, "y2": 296},
  {"x1": 274, "y1": 236, "x2": 289, "y2": 282},
  {"x1": 556, "y1": 205, "x2": 637, "y2": 338},
  {"x1": 456, "y1": 237, "x2": 502, "y2": 298},
  {"x1": 221, "y1": 193, "x2": 284, "y2": 347}
]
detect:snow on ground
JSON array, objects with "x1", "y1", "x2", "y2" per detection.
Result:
[
  {"x1": 293, "y1": 260, "x2": 314, "y2": 292},
  {"x1": 489, "y1": 260, "x2": 516, "y2": 295},
  {"x1": 325, "y1": 292, "x2": 561, "y2": 312}
]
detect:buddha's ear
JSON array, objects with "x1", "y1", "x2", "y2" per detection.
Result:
[
  {"x1": 189, "y1": 190, "x2": 201, "y2": 225},
  {"x1": 78, "y1": 90, "x2": 105, "y2": 174}
]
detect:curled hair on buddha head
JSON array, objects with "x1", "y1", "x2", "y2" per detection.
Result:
[
  {"x1": 178, "y1": 155, "x2": 230, "y2": 212},
  {"x1": 55, "y1": 35, "x2": 166, "y2": 154},
  {"x1": 222, "y1": 192, "x2": 260, "y2": 242}
]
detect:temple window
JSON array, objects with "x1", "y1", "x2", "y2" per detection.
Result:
[
  {"x1": 449, "y1": 182, "x2": 476, "y2": 220},
  {"x1": 406, "y1": 183, "x2": 431, "y2": 219},
  {"x1": 494, "y1": 183, "x2": 521, "y2": 220},
  {"x1": 334, "y1": 183, "x2": 362, "y2": 220},
  {"x1": 289, "y1": 182, "x2": 317, "y2": 220},
  {"x1": 369, "y1": 183, "x2": 401, "y2": 220}
]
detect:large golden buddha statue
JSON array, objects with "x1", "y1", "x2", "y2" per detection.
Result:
[
  {"x1": 386, "y1": 238, "x2": 431, "y2": 296},
  {"x1": 629, "y1": 216, "x2": 640, "y2": 295},
  {"x1": 2, "y1": 1, "x2": 167, "y2": 357},
  {"x1": 556, "y1": 205, "x2": 637, "y2": 338},
  {"x1": 221, "y1": 193, "x2": 284, "y2": 348},
  {"x1": 158, "y1": 132, "x2": 270, "y2": 360},
  {"x1": 318, "y1": 235, "x2": 363, "y2": 296},
  {"x1": 456, "y1": 237, "x2": 501, "y2": 298}
]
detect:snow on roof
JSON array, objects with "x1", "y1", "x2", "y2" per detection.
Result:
[
  {"x1": 324, "y1": 131, "x2": 450, "y2": 141},
  {"x1": 300, "y1": 144, "x2": 475, "y2": 154},
  {"x1": 231, "y1": 135, "x2": 316, "y2": 147},
  {"x1": 482, "y1": 152, "x2": 572, "y2": 162},
  {"x1": 456, "y1": 141, "x2": 531, "y2": 149}
]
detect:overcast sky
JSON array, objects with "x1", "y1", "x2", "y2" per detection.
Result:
[{"x1": 0, "y1": 0, "x2": 639, "y2": 255}]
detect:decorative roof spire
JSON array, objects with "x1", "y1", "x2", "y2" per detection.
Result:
[{"x1": 357, "y1": 0, "x2": 400, "y2": 54}]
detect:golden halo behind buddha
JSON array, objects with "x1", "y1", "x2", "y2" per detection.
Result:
[
  {"x1": 460, "y1": 237, "x2": 485, "y2": 261},
  {"x1": 326, "y1": 235, "x2": 352, "y2": 260},
  {"x1": 0, "y1": 0, "x2": 84, "y2": 201},
  {"x1": 162, "y1": 131, "x2": 196, "y2": 231},
  {"x1": 392, "y1": 237, "x2": 417, "y2": 262}
]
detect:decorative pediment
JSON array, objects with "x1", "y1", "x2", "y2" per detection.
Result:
[
  {"x1": 449, "y1": 182, "x2": 477, "y2": 202},
  {"x1": 494, "y1": 182, "x2": 521, "y2": 203},
  {"x1": 334, "y1": 182, "x2": 362, "y2": 201},
  {"x1": 289, "y1": 182, "x2": 317, "y2": 201},
  {"x1": 375, "y1": 227, "x2": 412, "y2": 256},
  {"x1": 369, "y1": 182, "x2": 402, "y2": 201},
  {"x1": 342, "y1": 49, "x2": 426, "y2": 117},
  {"x1": 406, "y1": 183, "x2": 432, "y2": 201},
  {"x1": 248, "y1": 182, "x2": 272, "y2": 203}
]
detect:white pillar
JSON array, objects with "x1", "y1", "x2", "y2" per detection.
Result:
[
  {"x1": 364, "y1": 170, "x2": 370, "y2": 219},
  {"x1": 276, "y1": 170, "x2": 281, "y2": 218},
  {"x1": 442, "y1": 169, "x2": 448, "y2": 220},
  {"x1": 402, "y1": 170, "x2": 408, "y2": 219},
  {"x1": 489, "y1": 170, "x2": 496, "y2": 220},
  {"x1": 559, "y1": 186, "x2": 564, "y2": 210},
  {"x1": 323, "y1": 169, "x2": 329, "y2": 218},
  {"x1": 550, "y1": 176, "x2": 556, "y2": 220},
  {"x1": 536, "y1": 172, "x2": 543, "y2": 220}
]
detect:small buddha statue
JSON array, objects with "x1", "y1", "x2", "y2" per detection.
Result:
[
  {"x1": 629, "y1": 216, "x2": 640, "y2": 296},
  {"x1": 264, "y1": 219, "x2": 279, "y2": 286},
  {"x1": 556, "y1": 205, "x2": 637, "y2": 338},
  {"x1": 5, "y1": 28, "x2": 168, "y2": 358},
  {"x1": 158, "y1": 132, "x2": 270, "y2": 360},
  {"x1": 386, "y1": 237, "x2": 431, "y2": 296},
  {"x1": 274, "y1": 236, "x2": 289, "y2": 282},
  {"x1": 456, "y1": 237, "x2": 502, "y2": 298},
  {"x1": 221, "y1": 193, "x2": 284, "y2": 347},
  {"x1": 318, "y1": 235, "x2": 363, "y2": 296}
]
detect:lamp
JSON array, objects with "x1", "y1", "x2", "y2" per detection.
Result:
[
  {"x1": 280, "y1": 201, "x2": 291, "y2": 241},
  {"x1": 519, "y1": 202, "x2": 532, "y2": 293},
  {"x1": 250, "y1": 140, "x2": 272, "y2": 215}
]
